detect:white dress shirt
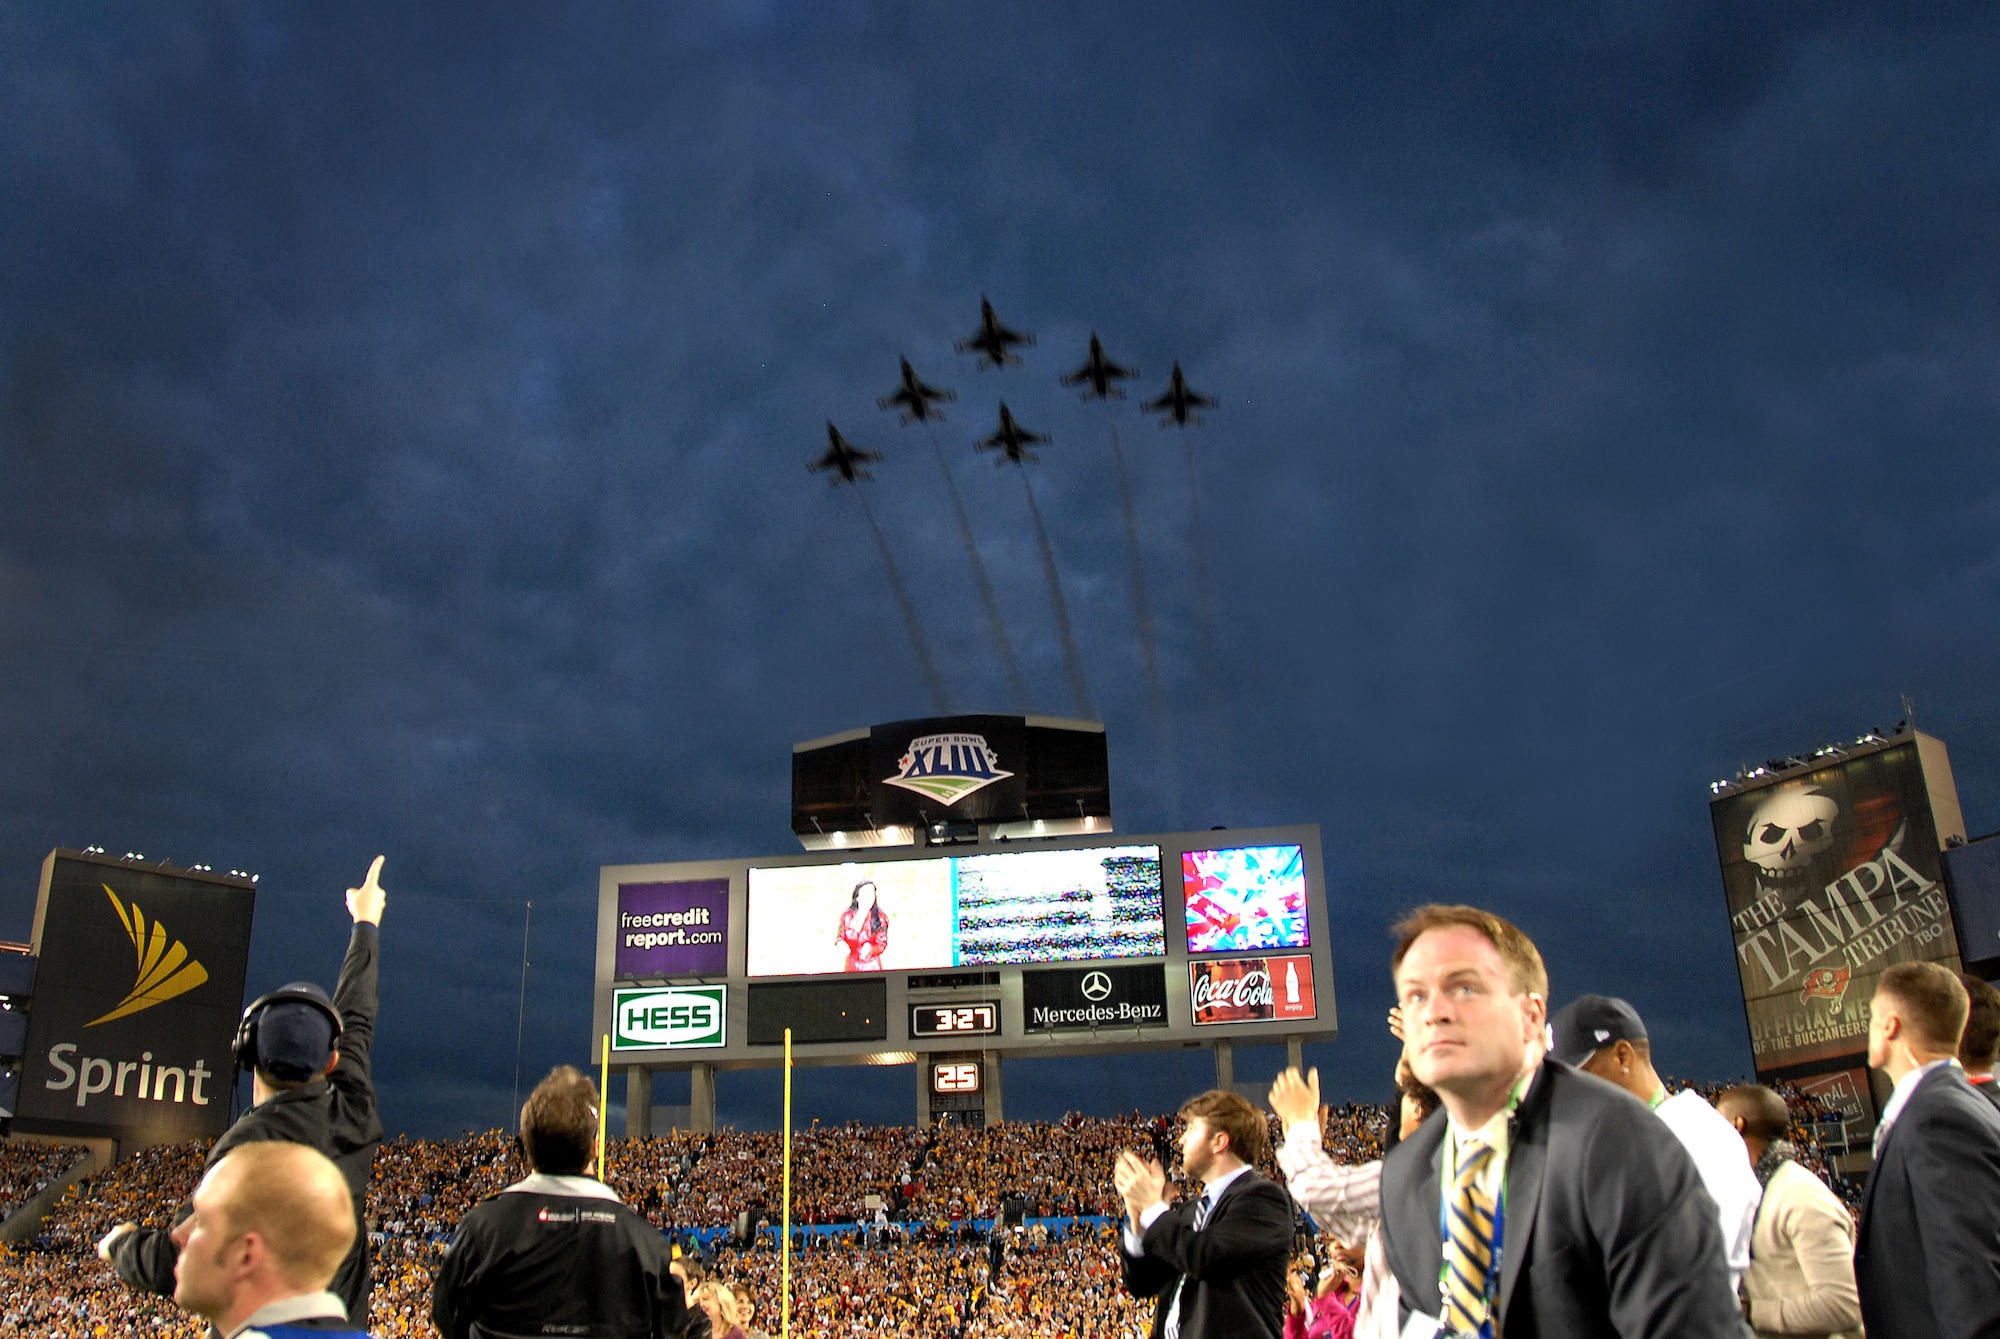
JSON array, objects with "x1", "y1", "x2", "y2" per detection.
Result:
[
  {"x1": 1873, "y1": 1057, "x2": 1954, "y2": 1154},
  {"x1": 1653, "y1": 1087, "x2": 1763, "y2": 1293},
  {"x1": 229, "y1": 1291, "x2": 350, "y2": 1339}
]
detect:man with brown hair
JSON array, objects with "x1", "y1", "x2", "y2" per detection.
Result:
[
  {"x1": 1378, "y1": 904, "x2": 1741, "y2": 1337},
  {"x1": 431, "y1": 1066, "x2": 692, "y2": 1339},
  {"x1": 170, "y1": 1140, "x2": 376, "y2": 1337},
  {"x1": 1955, "y1": 971, "x2": 2000, "y2": 1110},
  {"x1": 1714, "y1": 1084, "x2": 1860, "y2": 1339},
  {"x1": 1114, "y1": 1087, "x2": 1294, "y2": 1339},
  {"x1": 1855, "y1": 960, "x2": 2000, "y2": 1339}
]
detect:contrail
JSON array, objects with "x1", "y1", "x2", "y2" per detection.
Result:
[
  {"x1": 929, "y1": 427, "x2": 1032, "y2": 712},
  {"x1": 1104, "y1": 408, "x2": 1163, "y2": 708},
  {"x1": 1017, "y1": 472, "x2": 1095, "y2": 719},
  {"x1": 1181, "y1": 434, "x2": 1216, "y2": 692},
  {"x1": 857, "y1": 490, "x2": 953, "y2": 714}
]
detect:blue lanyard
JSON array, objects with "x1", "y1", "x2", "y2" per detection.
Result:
[{"x1": 1438, "y1": 1148, "x2": 1507, "y2": 1339}]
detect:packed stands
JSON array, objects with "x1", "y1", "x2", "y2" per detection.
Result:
[
  {"x1": 0, "y1": 1086, "x2": 1854, "y2": 1337},
  {"x1": 0, "y1": 1140, "x2": 87, "y2": 1223}
]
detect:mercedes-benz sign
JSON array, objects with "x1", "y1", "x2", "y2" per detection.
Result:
[{"x1": 1022, "y1": 964, "x2": 1167, "y2": 1032}]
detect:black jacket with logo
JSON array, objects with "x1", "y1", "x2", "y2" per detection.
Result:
[
  {"x1": 431, "y1": 1174, "x2": 692, "y2": 1339},
  {"x1": 111, "y1": 923, "x2": 384, "y2": 1322}
]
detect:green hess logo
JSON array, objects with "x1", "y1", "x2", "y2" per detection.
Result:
[{"x1": 613, "y1": 985, "x2": 726, "y2": 1051}]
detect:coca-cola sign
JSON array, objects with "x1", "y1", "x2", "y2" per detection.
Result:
[{"x1": 1189, "y1": 955, "x2": 1316, "y2": 1026}]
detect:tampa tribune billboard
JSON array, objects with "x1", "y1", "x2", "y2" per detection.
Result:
[
  {"x1": 15, "y1": 852, "x2": 255, "y2": 1141},
  {"x1": 1710, "y1": 734, "x2": 1965, "y2": 1089}
]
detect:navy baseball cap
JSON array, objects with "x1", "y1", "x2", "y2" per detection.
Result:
[
  {"x1": 1548, "y1": 994, "x2": 1648, "y2": 1067},
  {"x1": 255, "y1": 982, "x2": 338, "y2": 1081}
]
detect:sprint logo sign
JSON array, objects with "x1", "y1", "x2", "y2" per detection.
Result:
[
  {"x1": 613, "y1": 985, "x2": 726, "y2": 1051},
  {"x1": 883, "y1": 733, "x2": 1014, "y2": 806},
  {"x1": 89, "y1": 886, "x2": 209, "y2": 1026}
]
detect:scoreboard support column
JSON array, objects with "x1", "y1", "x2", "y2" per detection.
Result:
[
  {"x1": 1214, "y1": 1039, "x2": 1233, "y2": 1091},
  {"x1": 626, "y1": 1066, "x2": 652, "y2": 1139},
  {"x1": 690, "y1": 1063, "x2": 717, "y2": 1134},
  {"x1": 982, "y1": 1050, "x2": 1003, "y2": 1126},
  {"x1": 1286, "y1": 1035, "x2": 1303, "y2": 1076},
  {"x1": 915, "y1": 1064, "x2": 932, "y2": 1127}
]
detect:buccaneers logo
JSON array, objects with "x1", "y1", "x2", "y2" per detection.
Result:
[{"x1": 1799, "y1": 965, "x2": 1851, "y2": 1005}]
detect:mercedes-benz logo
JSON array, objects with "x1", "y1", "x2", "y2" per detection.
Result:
[{"x1": 1080, "y1": 971, "x2": 1112, "y2": 1001}]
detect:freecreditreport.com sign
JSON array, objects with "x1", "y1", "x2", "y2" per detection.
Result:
[{"x1": 611, "y1": 985, "x2": 727, "y2": 1051}]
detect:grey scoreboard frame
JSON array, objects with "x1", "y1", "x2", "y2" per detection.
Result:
[{"x1": 592, "y1": 823, "x2": 1336, "y2": 1073}]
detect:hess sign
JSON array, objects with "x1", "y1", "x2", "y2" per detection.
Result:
[
  {"x1": 612, "y1": 985, "x2": 727, "y2": 1051},
  {"x1": 910, "y1": 1002, "x2": 999, "y2": 1038},
  {"x1": 931, "y1": 1061, "x2": 983, "y2": 1095}
]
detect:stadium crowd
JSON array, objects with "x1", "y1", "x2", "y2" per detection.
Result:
[
  {"x1": 0, "y1": 1139, "x2": 86, "y2": 1221},
  {"x1": 0, "y1": 1083, "x2": 1850, "y2": 1339}
]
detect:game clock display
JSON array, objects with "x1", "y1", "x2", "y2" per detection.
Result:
[{"x1": 910, "y1": 1002, "x2": 999, "y2": 1038}]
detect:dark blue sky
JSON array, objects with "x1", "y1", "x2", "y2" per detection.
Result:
[{"x1": 3, "y1": 2, "x2": 1997, "y2": 1135}]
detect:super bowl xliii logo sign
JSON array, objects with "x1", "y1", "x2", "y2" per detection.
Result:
[
  {"x1": 1730, "y1": 779, "x2": 1952, "y2": 1020},
  {"x1": 883, "y1": 733, "x2": 1014, "y2": 806}
]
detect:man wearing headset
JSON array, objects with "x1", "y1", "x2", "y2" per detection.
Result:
[{"x1": 99, "y1": 855, "x2": 388, "y2": 1327}]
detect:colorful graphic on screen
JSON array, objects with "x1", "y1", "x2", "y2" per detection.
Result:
[
  {"x1": 1182, "y1": 845, "x2": 1309, "y2": 954},
  {"x1": 746, "y1": 860, "x2": 954, "y2": 977},
  {"x1": 746, "y1": 846, "x2": 1164, "y2": 976}
]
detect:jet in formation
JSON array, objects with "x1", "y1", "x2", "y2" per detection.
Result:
[
  {"x1": 1061, "y1": 334, "x2": 1139, "y2": 401},
  {"x1": 878, "y1": 358, "x2": 955, "y2": 424},
  {"x1": 976, "y1": 403, "x2": 1048, "y2": 465},
  {"x1": 955, "y1": 297, "x2": 1034, "y2": 370},
  {"x1": 809, "y1": 423, "x2": 882, "y2": 484},
  {"x1": 1143, "y1": 362, "x2": 1217, "y2": 427}
]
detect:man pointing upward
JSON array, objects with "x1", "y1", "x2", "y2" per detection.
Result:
[{"x1": 102, "y1": 856, "x2": 388, "y2": 1327}]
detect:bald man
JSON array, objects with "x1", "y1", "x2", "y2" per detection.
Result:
[{"x1": 171, "y1": 1141, "x2": 378, "y2": 1338}]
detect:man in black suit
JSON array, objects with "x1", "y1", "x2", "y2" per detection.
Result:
[
  {"x1": 1855, "y1": 960, "x2": 2000, "y2": 1339},
  {"x1": 1114, "y1": 1088, "x2": 1293, "y2": 1339},
  {"x1": 1379, "y1": 904, "x2": 1744, "y2": 1338}
]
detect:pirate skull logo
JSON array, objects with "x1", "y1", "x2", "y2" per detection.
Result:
[{"x1": 1742, "y1": 782, "x2": 1840, "y2": 880}]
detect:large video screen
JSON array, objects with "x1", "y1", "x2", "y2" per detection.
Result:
[
  {"x1": 745, "y1": 859, "x2": 955, "y2": 977},
  {"x1": 956, "y1": 846, "x2": 1164, "y2": 964},
  {"x1": 747, "y1": 845, "x2": 1163, "y2": 976},
  {"x1": 1182, "y1": 845, "x2": 1309, "y2": 954}
]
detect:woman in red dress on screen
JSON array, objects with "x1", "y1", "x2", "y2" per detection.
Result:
[{"x1": 835, "y1": 880, "x2": 890, "y2": 971}]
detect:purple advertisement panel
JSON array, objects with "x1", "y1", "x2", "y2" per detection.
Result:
[{"x1": 616, "y1": 880, "x2": 729, "y2": 978}]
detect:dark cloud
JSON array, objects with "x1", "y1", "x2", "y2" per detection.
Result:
[{"x1": 1, "y1": 1, "x2": 1996, "y2": 1132}]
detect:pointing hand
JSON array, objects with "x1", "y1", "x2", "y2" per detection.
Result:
[{"x1": 346, "y1": 855, "x2": 386, "y2": 926}]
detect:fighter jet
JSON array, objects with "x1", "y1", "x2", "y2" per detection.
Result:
[
  {"x1": 954, "y1": 297, "x2": 1034, "y2": 370},
  {"x1": 809, "y1": 422, "x2": 882, "y2": 484},
  {"x1": 1061, "y1": 334, "x2": 1139, "y2": 401},
  {"x1": 976, "y1": 403, "x2": 1048, "y2": 466},
  {"x1": 877, "y1": 358, "x2": 956, "y2": 424},
  {"x1": 1143, "y1": 362, "x2": 1217, "y2": 427}
]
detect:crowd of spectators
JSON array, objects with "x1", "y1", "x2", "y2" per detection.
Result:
[
  {"x1": 0, "y1": 1084, "x2": 1848, "y2": 1337},
  {"x1": 0, "y1": 1140, "x2": 209, "y2": 1338},
  {"x1": 0, "y1": 1140, "x2": 86, "y2": 1222}
]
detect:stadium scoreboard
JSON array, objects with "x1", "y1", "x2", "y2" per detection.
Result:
[{"x1": 594, "y1": 823, "x2": 1335, "y2": 1069}]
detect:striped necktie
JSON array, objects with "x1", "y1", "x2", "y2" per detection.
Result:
[
  {"x1": 1443, "y1": 1142, "x2": 1497, "y2": 1336},
  {"x1": 1162, "y1": 1192, "x2": 1212, "y2": 1339}
]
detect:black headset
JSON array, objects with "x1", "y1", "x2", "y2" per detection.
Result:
[{"x1": 232, "y1": 982, "x2": 343, "y2": 1076}]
